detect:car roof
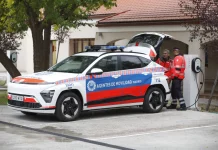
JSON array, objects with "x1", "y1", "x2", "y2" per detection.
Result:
[
  {"x1": 74, "y1": 52, "x2": 106, "y2": 57},
  {"x1": 73, "y1": 51, "x2": 151, "y2": 60}
]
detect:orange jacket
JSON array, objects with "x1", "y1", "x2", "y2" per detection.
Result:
[
  {"x1": 156, "y1": 57, "x2": 172, "y2": 79},
  {"x1": 171, "y1": 55, "x2": 186, "y2": 80}
]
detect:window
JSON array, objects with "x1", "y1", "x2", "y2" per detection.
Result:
[
  {"x1": 48, "y1": 56, "x2": 97, "y2": 73},
  {"x1": 128, "y1": 34, "x2": 161, "y2": 47},
  {"x1": 138, "y1": 57, "x2": 151, "y2": 67},
  {"x1": 69, "y1": 38, "x2": 95, "y2": 55},
  {"x1": 50, "y1": 40, "x2": 57, "y2": 66},
  {"x1": 120, "y1": 56, "x2": 142, "y2": 70},
  {"x1": 128, "y1": 35, "x2": 144, "y2": 44},
  {"x1": 93, "y1": 56, "x2": 118, "y2": 72}
]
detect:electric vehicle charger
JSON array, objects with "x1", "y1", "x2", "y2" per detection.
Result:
[
  {"x1": 184, "y1": 59, "x2": 205, "y2": 110},
  {"x1": 185, "y1": 67, "x2": 204, "y2": 110}
]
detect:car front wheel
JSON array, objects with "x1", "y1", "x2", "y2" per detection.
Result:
[
  {"x1": 143, "y1": 87, "x2": 164, "y2": 113},
  {"x1": 55, "y1": 92, "x2": 82, "y2": 122}
]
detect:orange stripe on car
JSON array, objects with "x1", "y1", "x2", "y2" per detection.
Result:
[{"x1": 12, "y1": 77, "x2": 45, "y2": 84}]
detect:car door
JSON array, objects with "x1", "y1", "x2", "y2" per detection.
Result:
[
  {"x1": 118, "y1": 55, "x2": 152, "y2": 105},
  {"x1": 85, "y1": 55, "x2": 122, "y2": 108}
]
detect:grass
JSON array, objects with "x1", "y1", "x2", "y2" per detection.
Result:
[
  {"x1": 0, "y1": 91, "x2": 7, "y2": 105},
  {"x1": 198, "y1": 104, "x2": 218, "y2": 113}
]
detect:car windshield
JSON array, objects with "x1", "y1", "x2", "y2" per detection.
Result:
[
  {"x1": 48, "y1": 56, "x2": 98, "y2": 73},
  {"x1": 127, "y1": 34, "x2": 162, "y2": 47}
]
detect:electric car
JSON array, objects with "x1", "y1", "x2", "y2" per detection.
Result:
[{"x1": 7, "y1": 46, "x2": 170, "y2": 121}]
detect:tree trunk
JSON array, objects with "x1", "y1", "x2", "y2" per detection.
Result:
[
  {"x1": 56, "y1": 41, "x2": 61, "y2": 64},
  {"x1": 0, "y1": 50, "x2": 21, "y2": 78},
  {"x1": 31, "y1": 25, "x2": 44, "y2": 73},
  {"x1": 31, "y1": 24, "x2": 51, "y2": 72},
  {"x1": 43, "y1": 25, "x2": 51, "y2": 70}
]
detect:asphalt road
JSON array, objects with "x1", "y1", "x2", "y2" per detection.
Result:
[{"x1": 0, "y1": 106, "x2": 218, "y2": 150}]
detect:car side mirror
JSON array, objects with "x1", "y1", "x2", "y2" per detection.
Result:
[{"x1": 88, "y1": 68, "x2": 103, "y2": 75}]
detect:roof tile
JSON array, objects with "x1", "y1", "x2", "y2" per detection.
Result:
[{"x1": 95, "y1": 0, "x2": 190, "y2": 24}]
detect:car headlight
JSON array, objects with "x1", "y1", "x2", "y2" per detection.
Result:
[{"x1": 40, "y1": 90, "x2": 55, "y2": 103}]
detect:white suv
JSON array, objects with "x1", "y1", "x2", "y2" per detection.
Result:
[{"x1": 8, "y1": 47, "x2": 170, "y2": 121}]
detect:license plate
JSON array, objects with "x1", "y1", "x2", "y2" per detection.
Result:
[{"x1": 11, "y1": 95, "x2": 24, "y2": 101}]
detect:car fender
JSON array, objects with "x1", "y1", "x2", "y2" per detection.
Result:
[
  {"x1": 44, "y1": 81, "x2": 86, "y2": 107},
  {"x1": 150, "y1": 75, "x2": 169, "y2": 94}
]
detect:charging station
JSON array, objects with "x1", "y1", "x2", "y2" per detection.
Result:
[{"x1": 183, "y1": 55, "x2": 202, "y2": 109}]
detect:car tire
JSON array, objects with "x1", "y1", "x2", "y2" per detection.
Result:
[
  {"x1": 142, "y1": 87, "x2": 165, "y2": 113},
  {"x1": 55, "y1": 92, "x2": 82, "y2": 122},
  {"x1": 21, "y1": 111, "x2": 37, "y2": 116}
]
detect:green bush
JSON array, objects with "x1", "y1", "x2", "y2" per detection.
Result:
[{"x1": 0, "y1": 91, "x2": 7, "y2": 105}]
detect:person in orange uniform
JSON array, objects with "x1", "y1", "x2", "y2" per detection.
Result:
[
  {"x1": 167, "y1": 48, "x2": 187, "y2": 111},
  {"x1": 156, "y1": 49, "x2": 172, "y2": 107},
  {"x1": 156, "y1": 49, "x2": 172, "y2": 84}
]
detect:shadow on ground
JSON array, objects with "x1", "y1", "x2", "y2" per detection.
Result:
[{"x1": 7, "y1": 107, "x2": 168, "y2": 123}]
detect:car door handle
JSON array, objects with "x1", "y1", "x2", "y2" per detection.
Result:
[{"x1": 112, "y1": 74, "x2": 121, "y2": 79}]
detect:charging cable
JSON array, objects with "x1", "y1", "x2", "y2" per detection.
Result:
[{"x1": 185, "y1": 67, "x2": 204, "y2": 109}]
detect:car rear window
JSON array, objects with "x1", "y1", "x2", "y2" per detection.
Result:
[{"x1": 128, "y1": 34, "x2": 161, "y2": 47}]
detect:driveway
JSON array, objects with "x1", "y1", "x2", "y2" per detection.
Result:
[{"x1": 0, "y1": 106, "x2": 218, "y2": 150}]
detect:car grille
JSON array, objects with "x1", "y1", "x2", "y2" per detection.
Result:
[{"x1": 8, "y1": 100, "x2": 42, "y2": 108}]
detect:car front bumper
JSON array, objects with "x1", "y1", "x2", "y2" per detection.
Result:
[
  {"x1": 8, "y1": 104, "x2": 55, "y2": 114},
  {"x1": 7, "y1": 82, "x2": 57, "y2": 114}
]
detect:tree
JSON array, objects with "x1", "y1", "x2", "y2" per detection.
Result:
[
  {"x1": 9, "y1": 0, "x2": 116, "y2": 72},
  {"x1": 179, "y1": 0, "x2": 218, "y2": 49},
  {"x1": 0, "y1": 0, "x2": 23, "y2": 78},
  {"x1": 0, "y1": 32, "x2": 23, "y2": 78},
  {"x1": 52, "y1": 25, "x2": 70, "y2": 64}
]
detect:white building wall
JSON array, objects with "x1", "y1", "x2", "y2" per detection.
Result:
[
  {"x1": 0, "y1": 29, "x2": 33, "y2": 79},
  {"x1": 21, "y1": 29, "x2": 34, "y2": 74},
  {"x1": 114, "y1": 39, "x2": 129, "y2": 46},
  {"x1": 56, "y1": 19, "x2": 100, "y2": 63}
]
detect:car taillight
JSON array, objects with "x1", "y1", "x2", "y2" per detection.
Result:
[{"x1": 8, "y1": 94, "x2": 11, "y2": 100}]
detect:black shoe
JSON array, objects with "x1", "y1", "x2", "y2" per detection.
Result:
[
  {"x1": 177, "y1": 104, "x2": 187, "y2": 111},
  {"x1": 166, "y1": 104, "x2": 177, "y2": 109}
]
